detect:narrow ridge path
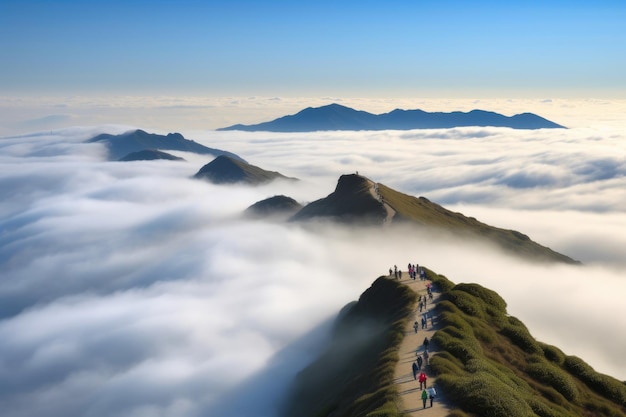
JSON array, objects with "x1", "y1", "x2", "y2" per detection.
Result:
[
  {"x1": 368, "y1": 180, "x2": 395, "y2": 224},
  {"x1": 391, "y1": 271, "x2": 451, "y2": 416}
]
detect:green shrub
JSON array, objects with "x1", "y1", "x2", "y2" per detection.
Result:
[
  {"x1": 500, "y1": 318, "x2": 542, "y2": 354},
  {"x1": 564, "y1": 356, "x2": 626, "y2": 405},
  {"x1": 427, "y1": 271, "x2": 455, "y2": 292},
  {"x1": 540, "y1": 343, "x2": 565, "y2": 365},
  {"x1": 447, "y1": 289, "x2": 485, "y2": 318},
  {"x1": 526, "y1": 397, "x2": 574, "y2": 417},
  {"x1": 440, "y1": 372, "x2": 536, "y2": 417},
  {"x1": 453, "y1": 283, "x2": 508, "y2": 313},
  {"x1": 527, "y1": 361, "x2": 579, "y2": 401},
  {"x1": 429, "y1": 352, "x2": 465, "y2": 377}
]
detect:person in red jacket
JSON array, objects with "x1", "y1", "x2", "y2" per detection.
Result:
[{"x1": 418, "y1": 371, "x2": 428, "y2": 389}]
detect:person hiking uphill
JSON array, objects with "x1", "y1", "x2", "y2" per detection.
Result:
[
  {"x1": 412, "y1": 362, "x2": 418, "y2": 380},
  {"x1": 428, "y1": 387, "x2": 437, "y2": 407},
  {"x1": 421, "y1": 389, "x2": 428, "y2": 409},
  {"x1": 418, "y1": 371, "x2": 427, "y2": 389}
]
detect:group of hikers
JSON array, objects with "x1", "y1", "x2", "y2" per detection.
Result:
[
  {"x1": 412, "y1": 337, "x2": 436, "y2": 409},
  {"x1": 388, "y1": 261, "x2": 440, "y2": 410},
  {"x1": 389, "y1": 263, "x2": 427, "y2": 281}
]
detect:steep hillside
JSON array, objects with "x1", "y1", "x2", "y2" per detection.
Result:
[
  {"x1": 283, "y1": 270, "x2": 626, "y2": 417},
  {"x1": 218, "y1": 103, "x2": 565, "y2": 132},
  {"x1": 376, "y1": 183, "x2": 578, "y2": 264},
  {"x1": 282, "y1": 277, "x2": 417, "y2": 417},
  {"x1": 426, "y1": 270, "x2": 626, "y2": 417},
  {"x1": 193, "y1": 155, "x2": 297, "y2": 185}
]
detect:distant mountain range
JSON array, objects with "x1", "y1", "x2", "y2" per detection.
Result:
[
  {"x1": 193, "y1": 155, "x2": 297, "y2": 185},
  {"x1": 88, "y1": 129, "x2": 244, "y2": 161},
  {"x1": 218, "y1": 103, "x2": 565, "y2": 132}
]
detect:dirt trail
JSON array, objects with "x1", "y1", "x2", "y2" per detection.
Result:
[
  {"x1": 368, "y1": 180, "x2": 396, "y2": 224},
  {"x1": 391, "y1": 272, "x2": 451, "y2": 417}
]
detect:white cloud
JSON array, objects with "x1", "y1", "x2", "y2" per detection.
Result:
[{"x1": 0, "y1": 122, "x2": 625, "y2": 417}]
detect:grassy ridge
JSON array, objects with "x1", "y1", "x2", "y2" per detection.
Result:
[
  {"x1": 281, "y1": 277, "x2": 417, "y2": 417},
  {"x1": 425, "y1": 269, "x2": 626, "y2": 417},
  {"x1": 377, "y1": 184, "x2": 578, "y2": 264}
]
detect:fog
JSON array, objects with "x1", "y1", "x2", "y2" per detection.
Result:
[{"x1": 1, "y1": 124, "x2": 625, "y2": 417}]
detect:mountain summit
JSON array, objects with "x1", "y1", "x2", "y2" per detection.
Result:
[
  {"x1": 193, "y1": 155, "x2": 297, "y2": 185},
  {"x1": 218, "y1": 103, "x2": 565, "y2": 132}
]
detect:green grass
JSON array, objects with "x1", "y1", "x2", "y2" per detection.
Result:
[
  {"x1": 425, "y1": 268, "x2": 626, "y2": 417},
  {"x1": 377, "y1": 184, "x2": 578, "y2": 264}
]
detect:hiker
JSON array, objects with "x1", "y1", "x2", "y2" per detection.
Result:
[
  {"x1": 413, "y1": 321, "x2": 419, "y2": 333},
  {"x1": 417, "y1": 355, "x2": 423, "y2": 370},
  {"x1": 423, "y1": 351, "x2": 429, "y2": 366},
  {"x1": 419, "y1": 301, "x2": 423, "y2": 312},
  {"x1": 428, "y1": 387, "x2": 437, "y2": 407},
  {"x1": 389, "y1": 267, "x2": 392, "y2": 276},
  {"x1": 419, "y1": 371, "x2": 428, "y2": 389},
  {"x1": 421, "y1": 389, "x2": 428, "y2": 408},
  {"x1": 423, "y1": 337, "x2": 430, "y2": 351},
  {"x1": 398, "y1": 270, "x2": 402, "y2": 279},
  {"x1": 421, "y1": 316, "x2": 427, "y2": 329},
  {"x1": 412, "y1": 362, "x2": 418, "y2": 380}
]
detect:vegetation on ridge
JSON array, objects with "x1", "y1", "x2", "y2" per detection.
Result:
[
  {"x1": 426, "y1": 270, "x2": 626, "y2": 417},
  {"x1": 377, "y1": 183, "x2": 579, "y2": 264},
  {"x1": 283, "y1": 268, "x2": 625, "y2": 417}
]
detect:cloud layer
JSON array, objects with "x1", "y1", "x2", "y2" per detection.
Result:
[{"x1": 0, "y1": 124, "x2": 624, "y2": 417}]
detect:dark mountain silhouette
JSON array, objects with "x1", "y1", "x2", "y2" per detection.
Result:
[
  {"x1": 119, "y1": 149, "x2": 185, "y2": 161},
  {"x1": 193, "y1": 155, "x2": 297, "y2": 185},
  {"x1": 291, "y1": 174, "x2": 578, "y2": 264},
  {"x1": 88, "y1": 129, "x2": 244, "y2": 161},
  {"x1": 291, "y1": 174, "x2": 386, "y2": 224},
  {"x1": 245, "y1": 195, "x2": 303, "y2": 218},
  {"x1": 218, "y1": 103, "x2": 565, "y2": 132}
]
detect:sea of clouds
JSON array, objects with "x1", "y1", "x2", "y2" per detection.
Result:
[{"x1": 1, "y1": 122, "x2": 625, "y2": 417}]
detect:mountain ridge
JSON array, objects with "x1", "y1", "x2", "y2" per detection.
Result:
[
  {"x1": 283, "y1": 270, "x2": 626, "y2": 417},
  {"x1": 88, "y1": 129, "x2": 244, "y2": 161},
  {"x1": 290, "y1": 174, "x2": 578, "y2": 264},
  {"x1": 218, "y1": 103, "x2": 565, "y2": 132}
]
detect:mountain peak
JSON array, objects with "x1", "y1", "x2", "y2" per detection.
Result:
[{"x1": 193, "y1": 155, "x2": 296, "y2": 185}]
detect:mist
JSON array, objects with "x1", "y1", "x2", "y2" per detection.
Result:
[{"x1": 1, "y1": 123, "x2": 624, "y2": 417}]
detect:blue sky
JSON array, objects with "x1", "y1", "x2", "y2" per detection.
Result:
[{"x1": 1, "y1": 0, "x2": 625, "y2": 97}]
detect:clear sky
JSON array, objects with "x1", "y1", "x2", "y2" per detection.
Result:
[{"x1": 1, "y1": 0, "x2": 625, "y2": 98}]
